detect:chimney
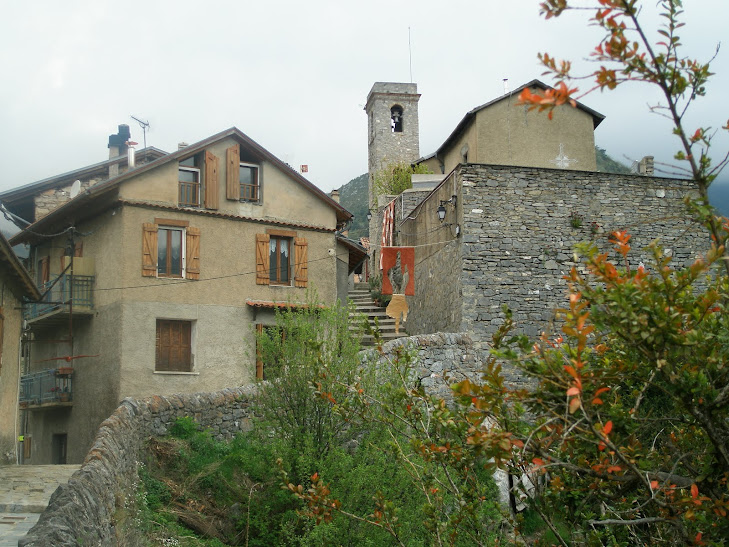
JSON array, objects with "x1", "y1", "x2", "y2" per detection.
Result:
[
  {"x1": 108, "y1": 124, "x2": 131, "y2": 178},
  {"x1": 330, "y1": 189, "x2": 340, "y2": 204},
  {"x1": 127, "y1": 141, "x2": 137, "y2": 168},
  {"x1": 638, "y1": 156, "x2": 654, "y2": 176}
]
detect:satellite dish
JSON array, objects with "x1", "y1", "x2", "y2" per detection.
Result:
[{"x1": 69, "y1": 180, "x2": 81, "y2": 199}]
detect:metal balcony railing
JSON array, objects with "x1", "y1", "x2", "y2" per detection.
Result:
[
  {"x1": 24, "y1": 274, "x2": 94, "y2": 321},
  {"x1": 19, "y1": 368, "x2": 74, "y2": 408}
]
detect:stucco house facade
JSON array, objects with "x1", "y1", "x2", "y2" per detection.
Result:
[
  {"x1": 6, "y1": 127, "x2": 354, "y2": 464},
  {"x1": 0, "y1": 233, "x2": 40, "y2": 464},
  {"x1": 417, "y1": 79, "x2": 604, "y2": 175}
]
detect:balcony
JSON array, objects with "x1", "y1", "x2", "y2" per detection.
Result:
[
  {"x1": 25, "y1": 271, "x2": 95, "y2": 325},
  {"x1": 19, "y1": 368, "x2": 74, "y2": 410}
]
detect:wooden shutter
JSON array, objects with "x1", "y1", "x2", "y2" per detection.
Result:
[
  {"x1": 294, "y1": 237, "x2": 308, "y2": 288},
  {"x1": 204, "y1": 151, "x2": 219, "y2": 210},
  {"x1": 156, "y1": 320, "x2": 192, "y2": 372},
  {"x1": 226, "y1": 144, "x2": 240, "y2": 200},
  {"x1": 40, "y1": 256, "x2": 50, "y2": 285},
  {"x1": 142, "y1": 223, "x2": 158, "y2": 277},
  {"x1": 256, "y1": 233, "x2": 270, "y2": 285},
  {"x1": 186, "y1": 227, "x2": 201, "y2": 280},
  {"x1": 255, "y1": 323, "x2": 264, "y2": 380}
]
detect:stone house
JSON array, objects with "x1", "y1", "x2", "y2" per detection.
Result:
[
  {"x1": 0, "y1": 233, "x2": 40, "y2": 464},
  {"x1": 6, "y1": 126, "x2": 356, "y2": 464},
  {"x1": 398, "y1": 164, "x2": 704, "y2": 344},
  {"x1": 366, "y1": 80, "x2": 704, "y2": 344}
]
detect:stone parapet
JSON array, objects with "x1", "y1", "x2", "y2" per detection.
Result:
[{"x1": 19, "y1": 386, "x2": 257, "y2": 546}]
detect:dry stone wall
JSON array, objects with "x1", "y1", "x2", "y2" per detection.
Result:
[
  {"x1": 19, "y1": 386, "x2": 257, "y2": 547},
  {"x1": 20, "y1": 333, "x2": 531, "y2": 546},
  {"x1": 459, "y1": 164, "x2": 704, "y2": 341}
]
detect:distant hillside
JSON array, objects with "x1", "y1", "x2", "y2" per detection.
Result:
[
  {"x1": 708, "y1": 178, "x2": 729, "y2": 217},
  {"x1": 596, "y1": 146, "x2": 632, "y2": 174},
  {"x1": 338, "y1": 173, "x2": 368, "y2": 240}
]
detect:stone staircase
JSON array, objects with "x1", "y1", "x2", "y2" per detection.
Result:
[{"x1": 349, "y1": 282, "x2": 408, "y2": 347}]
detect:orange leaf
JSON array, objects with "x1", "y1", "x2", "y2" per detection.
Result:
[
  {"x1": 651, "y1": 480, "x2": 659, "y2": 489},
  {"x1": 532, "y1": 457, "x2": 545, "y2": 467},
  {"x1": 607, "y1": 465, "x2": 621, "y2": 473},
  {"x1": 603, "y1": 421, "x2": 613, "y2": 435},
  {"x1": 569, "y1": 397, "x2": 581, "y2": 414},
  {"x1": 692, "y1": 483, "x2": 699, "y2": 499},
  {"x1": 567, "y1": 387, "x2": 580, "y2": 396}
]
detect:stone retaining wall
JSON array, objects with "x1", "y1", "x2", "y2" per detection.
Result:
[
  {"x1": 19, "y1": 386, "x2": 257, "y2": 547},
  {"x1": 21, "y1": 333, "x2": 531, "y2": 545}
]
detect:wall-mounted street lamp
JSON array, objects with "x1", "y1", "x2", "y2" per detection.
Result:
[
  {"x1": 437, "y1": 195, "x2": 457, "y2": 222},
  {"x1": 366, "y1": 210, "x2": 372, "y2": 221}
]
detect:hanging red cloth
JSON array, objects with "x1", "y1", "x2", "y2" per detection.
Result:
[{"x1": 381, "y1": 246, "x2": 415, "y2": 296}]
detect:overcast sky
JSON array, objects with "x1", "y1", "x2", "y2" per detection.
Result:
[{"x1": 1, "y1": 0, "x2": 727, "y2": 195}]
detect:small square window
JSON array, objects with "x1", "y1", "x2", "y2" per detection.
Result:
[
  {"x1": 239, "y1": 163, "x2": 259, "y2": 202},
  {"x1": 156, "y1": 320, "x2": 193, "y2": 372}
]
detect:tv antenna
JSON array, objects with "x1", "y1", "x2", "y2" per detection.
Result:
[{"x1": 130, "y1": 115, "x2": 150, "y2": 149}]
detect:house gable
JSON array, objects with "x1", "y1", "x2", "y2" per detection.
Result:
[{"x1": 418, "y1": 79, "x2": 604, "y2": 174}]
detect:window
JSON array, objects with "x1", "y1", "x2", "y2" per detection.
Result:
[
  {"x1": 255, "y1": 324, "x2": 287, "y2": 380},
  {"x1": 156, "y1": 319, "x2": 192, "y2": 372},
  {"x1": 255, "y1": 232, "x2": 308, "y2": 287},
  {"x1": 269, "y1": 236, "x2": 290, "y2": 284},
  {"x1": 158, "y1": 227, "x2": 184, "y2": 277},
  {"x1": 239, "y1": 163, "x2": 259, "y2": 202},
  {"x1": 226, "y1": 144, "x2": 261, "y2": 203},
  {"x1": 391, "y1": 105, "x2": 404, "y2": 133},
  {"x1": 37, "y1": 256, "x2": 50, "y2": 288},
  {"x1": 178, "y1": 156, "x2": 201, "y2": 207},
  {"x1": 142, "y1": 221, "x2": 200, "y2": 280}
]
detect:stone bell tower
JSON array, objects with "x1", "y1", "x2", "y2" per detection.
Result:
[{"x1": 365, "y1": 82, "x2": 421, "y2": 268}]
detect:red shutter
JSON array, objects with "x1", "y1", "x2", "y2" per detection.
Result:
[
  {"x1": 294, "y1": 237, "x2": 308, "y2": 288},
  {"x1": 226, "y1": 144, "x2": 240, "y2": 200},
  {"x1": 142, "y1": 223, "x2": 158, "y2": 277},
  {"x1": 256, "y1": 234, "x2": 270, "y2": 285},
  {"x1": 204, "y1": 151, "x2": 219, "y2": 210},
  {"x1": 186, "y1": 227, "x2": 201, "y2": 280}
]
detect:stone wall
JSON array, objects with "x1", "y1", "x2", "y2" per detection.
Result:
[
  {"x1": 20, "y1": 332, "x2": 535, "y2": 545},
  {"x1": 34, "y1": 176, "x2": 105, "y2": 220},
  {"x1": 406, "y1": 239, "x2": 462, "y2": 335},
  {"x1": 19, "y1": 386, "x2": 257, "y2": 547},
  {"x1": 458, "y1": 164, "x2": 704, "y2": 341}
]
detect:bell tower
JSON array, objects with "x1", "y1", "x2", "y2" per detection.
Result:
[{"x1": 365, "y1": 82, "x2": 421, "y2": 264}]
